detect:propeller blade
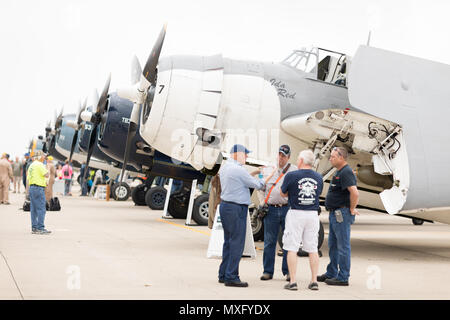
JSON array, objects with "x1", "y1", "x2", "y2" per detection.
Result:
[
  {"x1": 83, "y1": 124, "x2": 98, "y2": 181},
  {"x1": 142, "y1": 24, "x2": 167, "y2": 85},
  {"x1": 96, "y1": 74, "x2": 111, "y2": 115},
  {"x1": 119, "y1": 118, "x2": 138, "y2": 186},
  {"x1": 69, "y1": 130, "x2": 78, "y2": 163},
  {"x1": 131, "y1": 55, "x2": 142, "y2": 85}
]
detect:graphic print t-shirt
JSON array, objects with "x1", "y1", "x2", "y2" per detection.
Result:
[{"x1": 281, "y1": 169, "x2": 324, "y2": 211}]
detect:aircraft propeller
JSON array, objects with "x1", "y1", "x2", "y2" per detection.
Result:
[
  {"x1": 117, "y1": 24, "x2": 167, "y2": 185},
  {"x1": 80, "y1": 75, "x2": 111, "y2": 179}
]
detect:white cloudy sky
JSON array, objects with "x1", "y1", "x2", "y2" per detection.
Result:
[{"x1": 1, "y1": 0, "x2": 449, "y2": 159}]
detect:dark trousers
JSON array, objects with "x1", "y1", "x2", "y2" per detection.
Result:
[
  {"x1": 263, "y1": 205, "x2": 289, "y2": 276},
  {"x1": 218, "y1": 202, "x2": 248, "y2": 282}
]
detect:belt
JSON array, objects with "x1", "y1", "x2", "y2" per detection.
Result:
[
  {"x1": 30, "y1": 184, "x2": 45, "y2": 188},
  {"x1": 221, "y1": 200, "x2": 248, "y2": 207},
  {"x1": 326, "y1": 206, "x2": 348, "y2": 211},
  {"x1": 268, "y1": 204, "x2": 288, "y2": 208}
]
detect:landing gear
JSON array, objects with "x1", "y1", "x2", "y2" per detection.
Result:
[
  {"x1": 192, "y1": 194, "x2": 210, "y2": 226},
  {"x1": 145, "y1": 186, "x2": 167, "y2": 210},
  {"x1": 111, "y1": 182, "x2": 131, "y2": 201},
  {"x1": 131, "y1": 184, "x2": 148, "y2": 206},
  {"x1": 250, "y1": 207, "x2": 264, "y2": 241},
  {"x1": 412, "y1": 218, "x2": 424, "y2": 225}
]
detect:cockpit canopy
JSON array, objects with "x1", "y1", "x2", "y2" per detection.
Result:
[{"x1": 282, "y1": 47, "x2": 348, "y2": 86}]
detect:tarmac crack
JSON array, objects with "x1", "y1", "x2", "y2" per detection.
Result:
[{"x1": 0, "y1": 249, "x2": 24, "y2": 300}]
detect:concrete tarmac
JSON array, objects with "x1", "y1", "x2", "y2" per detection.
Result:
[{"x1": 1, "y1": 189, "x2": 450, "y2": 300}]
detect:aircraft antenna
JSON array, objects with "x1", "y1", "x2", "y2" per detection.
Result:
[{"x1": 367, "y1": 31, "x2": 372, "y2": 46}]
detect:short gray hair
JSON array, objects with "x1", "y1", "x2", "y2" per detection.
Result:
[{"x1": 298, "y1": 149, "x2": 315, "y2": 166}]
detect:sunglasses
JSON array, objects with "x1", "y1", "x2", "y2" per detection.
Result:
[{"x1": 332, "y1": 147, "x2": 343, "y2": 157}]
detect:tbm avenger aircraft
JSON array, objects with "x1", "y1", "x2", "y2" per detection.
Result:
[
  {"x1": 70, "y1": 71, "x2": 212, "y2": 225},
  {"x1": 118, "y1": 25, "x2": 450, "y2": 229}
]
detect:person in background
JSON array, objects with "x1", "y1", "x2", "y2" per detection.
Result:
[
  {"x1": 22, "y1": 153, "x2": 31, "y2": 191},
  {"x1": 79, "y1": 162, "x2": 89, "y2": 196},
  {"x1": 45, "y1": 156, "x2": 56, "y2": 204},
  {"x1": 0, "y1": 153, "x2": 13, "y2": 205},
  {"x1": 27, "y1": 151, "x2": 51, "y2": 234},
  {"x1": 12, "y1": 156, "x2": 23, "y2": 194},
  {"x1": 62, "y1": 160, "x2": 73, "y2": 196}
]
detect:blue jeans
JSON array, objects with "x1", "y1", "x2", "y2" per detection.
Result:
[
  {"x1": 263, "y1": 205, "x2": 289, "y2": 276},
  {"x1": 64, "y1": 179, "x2": 72, "y2": 195},
  {"x1": 325, "y1": 208, "x2": 355, "y2": 282},
  {"x1": 29, "y1": 185, "x2": 47, "y2": 230},
  {"x1": 218, "y1": 202, "x2": 248, "y2": 282}
]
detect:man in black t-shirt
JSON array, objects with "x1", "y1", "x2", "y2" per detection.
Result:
[
  {"x1": 318, "y1": 147, "x2": 359, "y2": 286},
  {"x1": 280, "y1": 150, "x2": 323, "y2": 291}
]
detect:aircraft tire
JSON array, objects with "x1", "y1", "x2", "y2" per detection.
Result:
[
  {"x1": 145, "y1": 186, "x2": 167, "y2": 210},
  {"x1": 192, "y1": 194, "x2": 209, "y2": 226},
  {"x1": 412, "y1": 218, "x2": 424, "y2": 225},
  {"x1": 112, "y1": 182, "x2": 131, "y2": 201},
  {"x1": 167, "y1": 194, "x2": 188, "y2": 219},
  {"x1": 131, "y1": 184, "x2": 148, "y2": 206},
  {"x1": 251, "y1": 207, "x2": 264, "y2": 241}
]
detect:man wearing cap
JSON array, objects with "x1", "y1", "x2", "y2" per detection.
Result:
[
  {"x1": 218, "y1": 144, "x2": 265, "y2": 287},
  {"x1": 0, "y1": 153, "x2": 13, "y2": 205},
  {"x1": 259, "y1": 145, "x2": 297, "y2": 282},
  {"x1": 27, "y1": 151, "x2": 51, "y2": 234}
]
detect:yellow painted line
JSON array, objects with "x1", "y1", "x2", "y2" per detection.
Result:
[
  {"x1": 157, "y1": 219, "x2": 212, "y2": 236},
  {"x1": 157, "y1": 218, "x2": 264, "y2": 251}
]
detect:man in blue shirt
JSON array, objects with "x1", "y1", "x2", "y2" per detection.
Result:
[
  {"x1": 218, "y1": 144, "x2": 264, "y2": 287},
  {"x1": 280, "y1": 149, "x2": 323, "y2": 291},
  {"x1": 318, "y1": 147, "x2": 359, "y2": 286}
]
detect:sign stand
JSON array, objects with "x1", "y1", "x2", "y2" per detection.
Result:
[
  {"x1": 207, "y1": 205, "x2": 257, "y2": 259},
  {"x1": 185, "y1": 179, "x2": 197, "y2": 226},
  {"x1": 161, "y1": 178, "x2": 174, "y2": 219}
]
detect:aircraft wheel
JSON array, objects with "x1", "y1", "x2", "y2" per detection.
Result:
[
  {"x1": 167, "y1": 193, "x2": 188, "y2": 219},
  {"x1": 192, "y1": 194, "x2": 209, "y2": 226},
  {"x1": 251, "y1": 207, "x2": 264, "y2": 241},
  {"x1": 131, "y1": 184, "x2": 148, "y2": 206},
  {"x1": 145, "y1": 186, "x2": 167, "y2": 210},
  {"x1": 112, "y1": 182, "x2": 131, "y2": 201},
  {"x1": 412, "y1": 218, "x2": 424, "y2": 225}
]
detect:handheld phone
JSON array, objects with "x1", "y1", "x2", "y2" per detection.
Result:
[{"x1": 335, "y1": 209, "x2": 344, "y2": 223}]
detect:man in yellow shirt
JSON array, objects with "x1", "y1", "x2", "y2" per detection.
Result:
[{"x1": 27, "y1": 151, "x2": 51, "y2": 234}]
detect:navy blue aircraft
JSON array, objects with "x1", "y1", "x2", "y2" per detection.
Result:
[{"x1": 74, "y1": 87, "x2": 213, "y2": 225}]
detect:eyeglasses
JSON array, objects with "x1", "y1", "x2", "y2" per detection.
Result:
[{"x1": 332, "y1": 147, "x2": 343, "y2": 157}]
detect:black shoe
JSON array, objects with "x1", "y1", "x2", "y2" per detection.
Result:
[
  {"x1": 225, "y1": 281, "x2": 248, "y2": 287},
  {"x1": 317, "y1": 273, "x2": 332, "y2": 282},
  {"x1": 218, "y1": 279, "x2": 224, "y2": 284},
  {"x1": 325, "y1": 278, "x2": 349, "y2": 286},
  {"x1": 284, "y1": 282, "x2": 298, "y2": 291},
  {"x1": 260, "y1": 273, "x2": 273, "y2": 281},
  {"x1": 31, "y1": 228, "x2": 39, "y2": 234},
  {"x1": 308, "y1": 282, "x2": 319, "y2": 290}
]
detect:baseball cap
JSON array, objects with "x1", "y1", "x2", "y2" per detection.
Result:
[
  {"x1": 279, "y1": 145, "x2": 291, "y2": 156},
  {"x1": 47, "y1": 156, "x2": 54, "y2": 161},
  {"x1": 229, "y1": 144, "x2": 251, "y2": 154}
]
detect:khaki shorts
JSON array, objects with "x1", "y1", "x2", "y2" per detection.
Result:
[{"x1": 282, "y1": 209, "x2": 319, "y2": 253}]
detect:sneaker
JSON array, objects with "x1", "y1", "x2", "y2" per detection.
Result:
[
  {"x1": 31, "y1": 228, "x2": 39, "y2": 234},
  {"x1": 37, "y1": 229, "x2": 52, "y2": 235},
  {"x1": 284, "y1": 282, "x2": 298, "y2": 291},
  {"x1": 308, "y1": 282, "x2": 319, "y2": 290},
  {"x1": 260, "y1": 273, "x2": 273, "y2": 281},
  {"x1": 224, "y1": 281, "x2": 248, "y2": 287},
  {"x1": 317, "y1": 273, "x2": 332, "y2": 282},
  {"x1": 325, "y1": 278, "x2": 349, "y2": 286}
]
